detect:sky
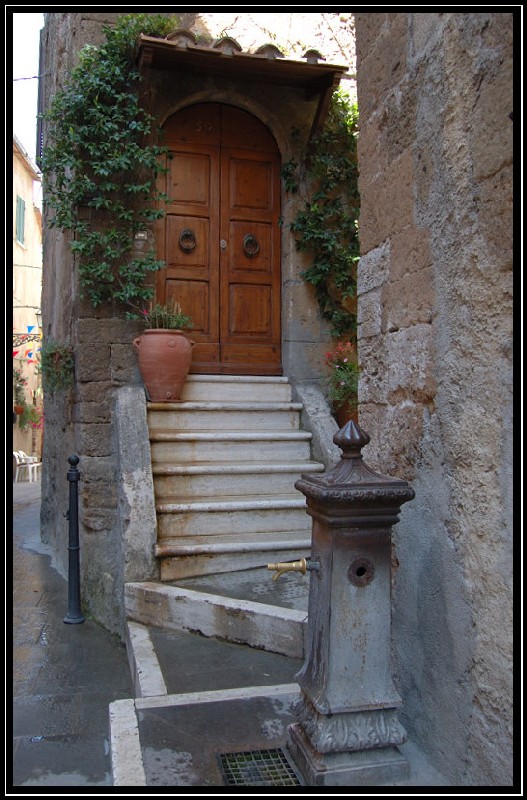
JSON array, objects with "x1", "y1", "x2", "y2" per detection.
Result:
[{"x1": 12, "y1": 11, "x2": 45, "y2": 164}]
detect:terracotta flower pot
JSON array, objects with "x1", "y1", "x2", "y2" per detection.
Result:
[
  {"x1": 334, "y1": 401, "x2": 358, "y2": 429},
  {"x1": 14, "y1": 405, "x2": 24, "y2": 415},
  {"x1": 133, "y1": 329, "x2": 195, "y2": 402}
]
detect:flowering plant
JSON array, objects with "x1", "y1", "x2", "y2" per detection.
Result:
[
  {"x1": 127, "y1": 297, "x2": 192, "y2": 330},
  {"x1": 324, "y1": 341, "x2": 359, "y2": 409},
  {"x1": 18, "y1": 404, "x2": 44, "y2": 431}
]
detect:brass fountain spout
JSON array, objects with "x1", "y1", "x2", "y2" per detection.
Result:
[{"x1": 266, "y1": 558, "x2": 320, "y2": 581}]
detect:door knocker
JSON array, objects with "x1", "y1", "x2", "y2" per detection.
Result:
[
  {"x1": 179, "y1": 228, "x2": 197, "y2": 253},
  {"x1": 243, "y1": 233, "x2": 260, "y2": 258}
]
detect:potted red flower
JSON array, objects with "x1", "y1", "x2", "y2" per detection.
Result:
[{"x1": 325, "y1": 340, "x2": 359, "y2": 427}]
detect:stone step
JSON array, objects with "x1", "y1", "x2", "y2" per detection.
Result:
[
  {"x1": 156, "y1": 494, "x2": 309, "y2": 538},
  {"x1": 150, "y1": 430, "x2": 314, "y2": 463},
  {"x1": 155, "y1": 530, "x2": 312, "y2": 555},
  {"x1": 156, "y1": 531, "x2": 311, "y2": 580},
  {"x1": 152, "y1": 460, "x2": 324, "y2": 499},
  {"x1": 147, "y1": 401, "x2": 303, "y2": 432},
  {"x1": 124, "y1": 581, "x2": 307, "y2": 658},
  {"x1": 181, "y1": 374, "x2": 292, "y2": 403}
]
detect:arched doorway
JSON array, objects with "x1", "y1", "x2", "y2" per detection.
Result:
[{"x1": 158, "y1": 103, "x2": 282, "y2": 375}]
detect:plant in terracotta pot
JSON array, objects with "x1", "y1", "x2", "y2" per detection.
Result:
[
  {"x1": 130, "y1": 298, "x2": 195, "y2": 402},
  {"x1": 325, "y1": 340, "x2": 359, "y2": 427}
]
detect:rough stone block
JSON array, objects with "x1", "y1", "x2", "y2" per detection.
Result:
[
  {"x1": 78, "y1": 318, "x2": 141, "y2": 345},
  {"x1": 80, "y1": 506, "x2": 116, "y2": 533},
  {"x1": 76, "y1": 344, "x2": 111, "y2": 382},
  {"x1": 358, "y1": 401, "x2": 425, "y2": 481},
  {"x1": 355, "y1": 13, "x2": 407, "y2": 118},
  {"x1": 359, "y1": 324, "x2": 436, "y2": 407},
  {"x1": 357, "y1": 242, "x2": 390, "y2": 294},
  {"x1": 77, "y1": 422, "x2": 114, "y2": 457},
  {"x1": 358, "y1": 150, "x2": 414, "y2": 252},
  {"x1": 76, "y1": 380, "x2": 114, "y2": 403},
  {"x1": 384, "y1": 325, "x2": 436, "y2": 401},
  {"x1": 382, "y1": 265, "x2": 435, "y2": 331},
  {"x1": 378, "y1": 77, "x2": 417, "y2": 164},
  {"x1": 110, "y1": 343, "x2": 142, "y2": 385},
  {"x1": 390, "y1": 226, "x2": 432, "y2": 279},
  {"x1": 475, "y1": 165, "x2": 513, "y2": 268},
  {"x1": 356, "y1": 110, "x2": 387, "y2": 187},
  {"x1": 293, "y1": 380, "x2": 340, "y2": 469},
  {"x1": 72, "y1": 400, "x2": 111, "y2": 424},
  {"x1": 357, "y1": 287, "x2": 382, "y2": 339},
  {"x1": 80, "y1": 480, "x2": 118, "y2": 510},
  {"x1": 114, "y1": 387, "x2": 158, "y2": 583},
  {"x1": 471, "y1": 55, "x2": 513, "y2": 182},
  {"x1": 410, "y1": 12, "x2": 444, "y2": 56}
]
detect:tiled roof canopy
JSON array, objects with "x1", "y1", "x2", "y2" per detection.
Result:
[{"x1": 135, "y1": 31, "x2": 348, "y2": 141}]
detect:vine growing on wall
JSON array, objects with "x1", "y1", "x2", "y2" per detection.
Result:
[
  {"x1": 40, "y1": 13, "x2": 176, "y2": 309},
  {"x1": 283, "y1": 89, "x2": 360, "y2": 339}
]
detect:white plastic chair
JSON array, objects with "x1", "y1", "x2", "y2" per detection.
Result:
[{"x1": 14, "y1": 452, "x2": 42, "y2": 482}]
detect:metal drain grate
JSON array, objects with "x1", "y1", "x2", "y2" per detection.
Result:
[{"x1": 218, "y1": 748, "x2": 301, "y2": 786}]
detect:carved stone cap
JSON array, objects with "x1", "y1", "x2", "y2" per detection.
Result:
[{"x1": 295, "y1": 420, "x2": 415, "y2": 525}]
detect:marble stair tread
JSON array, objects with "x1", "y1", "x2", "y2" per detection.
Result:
[
  {"x1": 156, "y1": 493, "x2": 308, "y2": 512},
  {"x1": 151, "y1": 460, "x2": 324, "y2": 474},
  {"x1": 147, "y1": 401, "x2": 303, "y2": 411},
  {"x1": 149, "y1": 429, "x2": 313, "y2": 440},
  {"x1": 155, "y1": 531, "x2": 312, "y2": 554}
]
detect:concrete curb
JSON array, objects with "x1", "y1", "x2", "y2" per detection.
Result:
[
  {"x1": 109, "y1": 698, "x2": 147, "y2": 787},
  {"x1": 126, "y1": 621, "x2": 168, "y2": 698}
]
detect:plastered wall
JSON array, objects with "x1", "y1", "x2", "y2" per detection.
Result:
[{"x1": 355, "y1": 12, "x2": 513, "y2": 786}]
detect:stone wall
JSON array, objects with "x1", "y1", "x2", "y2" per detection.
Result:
[
  {"x1": 39, "y1": 11, "x2": 356, "y2": 633},
  {"x1": 39, "y1": 12, "x2": 163, "y2": 632},
  {"x1": 355, "y1": 12, "x2": 513, "y2": 786}
]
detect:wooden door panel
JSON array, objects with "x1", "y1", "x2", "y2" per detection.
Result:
[
  {"x1": 165, "y1": 215, "x2": 209, "y2": 270},
  {"x1": 229, "y1": 284, "x2": 272, "y2": 336},
  {"x1": 229, "y1": 158, "x2": 273, "y2": 216},
  {"x1": 167, "y1": 152, "x2": 212, "y2": 209},
  {"x1": 166, "y1": 278, "x2": 210, "y2": 335},
  {"x1": 221, "y1": 343, "x2": 281, "y2": 372},
  {"x1": 230, "y1": 221, "x2": 271, "y2": 276}
]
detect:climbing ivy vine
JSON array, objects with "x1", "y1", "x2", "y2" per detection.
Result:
[
  {"x1": 283, "y1": 89, "x2": 360, "y2": 339},
  {"x1": 41, "y1": 13, "x2": 176, "y2": 309}
]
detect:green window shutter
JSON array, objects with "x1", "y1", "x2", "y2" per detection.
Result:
[{"x1": 16, "y1": 196, "x2": 26, "y2": 244}]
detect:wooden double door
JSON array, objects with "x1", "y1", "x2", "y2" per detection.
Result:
[{"x1": 158, "y1": 103, "x2": 282, "y2": 375}]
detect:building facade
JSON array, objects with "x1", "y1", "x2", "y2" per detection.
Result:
[{"x1": 13, "y1": 135, "x2": 43, "y2": 460}]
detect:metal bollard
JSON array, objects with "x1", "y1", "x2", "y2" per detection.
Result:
[{"x1": 63, "y1": 454, "x2": 85, "y2": 624}]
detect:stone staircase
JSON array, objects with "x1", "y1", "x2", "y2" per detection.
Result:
[{"x1": 148, "y1": 374, "x2": 324, "y2": 581}]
